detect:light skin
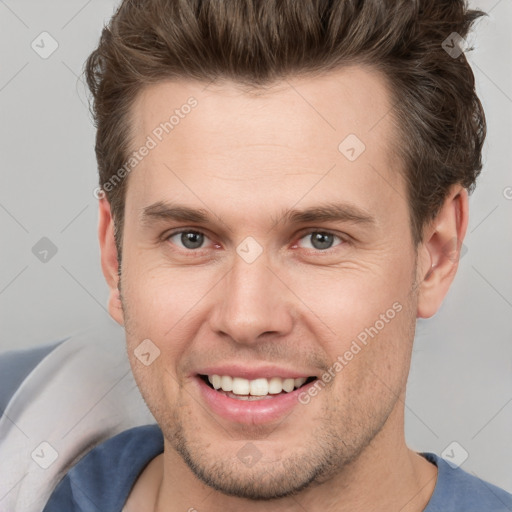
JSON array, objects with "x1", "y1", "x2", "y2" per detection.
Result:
[{"x1": 98, "y1": 65, "x2": 468, "y2": 512}]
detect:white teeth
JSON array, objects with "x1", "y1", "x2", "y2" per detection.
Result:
[
  {"x1": 232, "y1": 377, "x2": 250, "y2": 395},
  {"x1": 249, "y1": 378, "x2": 269, "y2": 396},
  {"x1": 211, "y1": 375, "x2": 221, "y2": 389},
  {"x1": 206, "y1": 374, "x2": 311, "y2": 396},
  {"x1": 282, "y1": 378, "x2": 295, "y2": 392},
  {"x1": 294, "y1": 377, "x2": 307, "y2": 388},
  {"x1": 221, "y1": 375, "x2": 233, "y2": 391},
  {"x1": 268, "y1": 377, "x2": 283, "y2": 394}
]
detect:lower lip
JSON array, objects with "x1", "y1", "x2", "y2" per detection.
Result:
[{"x1": 194, "y1": 376, "x2": 317, "y2": 425}]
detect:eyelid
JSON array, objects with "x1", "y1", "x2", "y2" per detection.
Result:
[
  {"x1": 163, "y1": 227, "x2": 350, "y2": 253},
  {"x1": 293, "y1": 228, "x2": 349, "y2": 251},
  {"x1": 164, "y1": 228, "x2": 216, "y2": 250},
  {"x1": 295, "y1": 227, "x2": 349, "y2": 240}
]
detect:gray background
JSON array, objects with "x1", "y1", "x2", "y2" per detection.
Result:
[{"x1": 1, "y1": 0, "x2": 511, "y2": 494}]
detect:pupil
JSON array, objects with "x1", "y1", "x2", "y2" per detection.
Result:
[
  {"x1": 311, "y1": 232, "x2": 333, "y2": 250},
  {"x1": 182, "y1": 231, "x2": 204, "y2": 249}
]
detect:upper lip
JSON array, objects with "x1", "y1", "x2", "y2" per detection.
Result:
[{"x1": 195, "y1": 364, "x2": 318, "y2": 380}]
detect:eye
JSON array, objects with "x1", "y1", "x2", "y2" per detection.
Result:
[
  {"x1": 164, "y1": 229, "x2": 347, "y2": 254},
  {"x1": 166, "y1": 229, "x2": 211, "y2": 250},
  {"x1": 296, "y1": 230, "x2": 344, "y2": 251}
]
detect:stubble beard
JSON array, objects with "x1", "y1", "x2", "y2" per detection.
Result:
[{"x1": 117, "y1": 260, "x2": 419, "y2": 501}]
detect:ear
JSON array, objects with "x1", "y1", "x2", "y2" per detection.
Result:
[
  {"x1": 98, "y1": 197, "x2": 124, "y2": 326},
  {"x1": 416, "y1": 185, "x2": 469, "y2": 319}
]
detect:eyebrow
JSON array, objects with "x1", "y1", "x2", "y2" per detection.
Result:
[{"x1": 140, "y1": 201, "x2": 376, "y2": 229}]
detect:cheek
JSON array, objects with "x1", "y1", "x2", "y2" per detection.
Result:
[
  {"x1": 121, "y1": 254, "x2": 212, "y2": 334},
  {"x1": 292, "y1": 254, "x2": 413, "y2": 340},
  {"x1": 298, "y1": 256, "x2": 416, "y2": 388},
  {"x1": 119, "y1": 257, "x2": 222, "y2": 397},
  {"x1": 329, "y1": 295, "x2": 416, "y2": 410}
]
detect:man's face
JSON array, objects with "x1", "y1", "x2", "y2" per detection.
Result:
[{"x1": 116, "y1": 66, "x2": 420, "y2": 499}]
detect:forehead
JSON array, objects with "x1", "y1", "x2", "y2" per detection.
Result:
[
  {"x1": 130, "y1": 65, "x2": 398, "y2": 158},
  {"x1": 125, "y1": 65, "x2": 406, "y2": 228}
]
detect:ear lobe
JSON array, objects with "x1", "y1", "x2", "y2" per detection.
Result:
[
  {"x1": 98, "y1": 197, "x2": 124, "y2": 326},
  {"x1": 416, "y1": 186, "x2": 469, "y2": 319}
]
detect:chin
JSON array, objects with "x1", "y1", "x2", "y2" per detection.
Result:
[{"x1": 161, "y1": 406, "x2": 363, "y2": 501}]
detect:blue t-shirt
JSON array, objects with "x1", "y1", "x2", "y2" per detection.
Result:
[{"x1": 42, "y1": 423, "x2": 512, "y2": 512}]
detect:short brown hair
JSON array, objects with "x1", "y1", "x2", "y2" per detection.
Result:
[{"x1": 85, "y1": 0, "x2": 486, "y2": 255}]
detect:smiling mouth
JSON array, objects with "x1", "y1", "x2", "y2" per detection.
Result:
[{"x1": 199, "y1": 374, "x2": 317, "y2": 400}]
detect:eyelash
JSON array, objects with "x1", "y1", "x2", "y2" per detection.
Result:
[{"x1": 163, "y1": 228, "x2": 348, "y2": 254}]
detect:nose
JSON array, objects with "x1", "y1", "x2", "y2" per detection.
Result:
[{"x1": 208, "y1": 250, "x2": 294, "y2": 346}]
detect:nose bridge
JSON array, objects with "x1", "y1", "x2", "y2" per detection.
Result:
[{"x1": 210, "y1": 248, "x2": 293, "y2": 344}]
